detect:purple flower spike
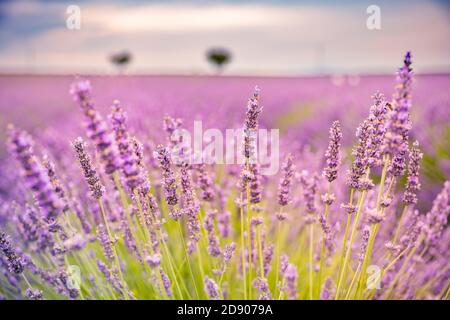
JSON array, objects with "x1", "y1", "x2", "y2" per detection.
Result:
[
  {"x1": 278, "y1": 153, "x2": 295, "y2": 206},
  {"x1": 423, "y1": 181, "x2": 449, "y2": 250},
  {"x1": 180, "y1": 164, "x2": 201, "y2": 254},
  {"x1": 284, "y1": 264, "x2": 298, "y2": 300},
  {"x1": 320, "y1": 277, "x2": 335, "y2": 300},
  {"x1": 403, "y1": 141, "x2": 423, "y2": 205},
  {"x1": 323, "y1": 121, "x2": 342, "y2": 183},
  {"x1": 197, "y1": 163, "x2": 215, "y2": 202},
  {"x1": 300, "y1": 171, "x2": 318, "y2": 215},
  {"x1": 347, "y1": 120, "x2": 373, "y2": 191},
  {"x1": 253, "y1": 277, "x2": 272, "y2": 300},
  {"x1": 70, "y1": 80, "x2": 120, "y2": 175},
  {"x1": 25, "y1": 288, "x2": 43, "y2": 300},
  {"x1": 367, "y1": 92, "x2": 388, "y2": 167},
  {"x1": 204, "y1": 276, "x2": 220, "y2": 300},
  {"x1": 358, "y1": 225, "x2": 371, "y2": 263},
  {"x1": 96, "y1": 224, "x2": 115, "y2": 262},
  {"x1": 109, "y1": 100, "x2": 144, "y2": 190},
  {"x1": 243, "y1": 86, "x2": 263, "y2": 159},
  {"x1": 204, "y1": 211, "x2": 221, "y2": 257},
  {"x1": 73, "y1": 137, "x2": 105, "y2": 199},
  {"x1": 8, "y1": 125, "x2": 63, "y2": 220},
  {"x1": 0, "y1": 231, "x2": 24, "y2": 274},
  {"x1": 154, "y1": 145, "x2": 179, "y2": 219},
  {"x1": 382, "y1": 52, "x2": 413, "y2": 157}
]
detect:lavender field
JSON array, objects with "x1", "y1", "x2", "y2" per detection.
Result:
[{"x1": 0, "y1": 53, "x2": 449, "y2": 300}]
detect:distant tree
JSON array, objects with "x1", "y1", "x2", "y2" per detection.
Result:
[
  {"x1": 206, "y1": 48, "x2": 232, "y2": 73},
  {"x1": 110, "y1": 51, "x2": 132, "y2": 74}
]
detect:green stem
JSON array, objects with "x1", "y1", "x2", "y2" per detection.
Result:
[
  {"x1": 246, "y1": 176, "x2": 252, "y2": 299},
  {"x1": 335, "y1": 189, "x2": 354, "y2": 297},
  {"x1": 257, "y1": 224, "x2": 264, "y2": 278},
  {"x1": 176, "y1": 222, "x2": 200, "y2": 299},
  {"x1": 239, "y1": 194, "x2": 248, "y2": 300},
  {"x1": 309, "y1": 222, "x2": 314, "y2": 300},
  {"x1": 335, "y1": 189, "x2": 366, "y2": 299},
  {"x1": 98, "y1": 199, "x2": 129, "y2": 300},
  {"x1": 444, "y1": 283, "x2": 450, "y2": 300},
  {"x1": 355, "y1": 223, "x2": 379, "y2": 299},
  {"x1": 392, "y1": 205, "x2": 408, "y2": 246},
  {"x1": 274, "y1": 218, "x2": 282, "y2": 297},
  {"x1": 344, "y1": 263, "x2": 361, "y2": 300},
  {"x1": 317, "y1": 182, "x2": 331, "y2": 298}
]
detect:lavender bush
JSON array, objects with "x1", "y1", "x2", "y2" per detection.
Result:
[{"x1": 0, "y1": 53, "x2": 448, "y2": 300}]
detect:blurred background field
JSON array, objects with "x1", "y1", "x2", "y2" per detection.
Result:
[{"x1": 0, "y1": 73, "x2": 449, "y2": 211}]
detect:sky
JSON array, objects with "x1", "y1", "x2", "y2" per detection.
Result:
[{"x1": 0, "y1": 0, "x2": 449, "y2": 75}]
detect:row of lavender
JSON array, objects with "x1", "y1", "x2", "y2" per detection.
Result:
[
  {"x1": 0, "y1": 52, "x2": 449, "y2": 300},
  {"x1": 1, "y1": 74, "x2": 448, "y2": 212}
]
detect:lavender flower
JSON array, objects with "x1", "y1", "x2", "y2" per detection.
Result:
[
  {"x1": 223, "y1": 243, "x2": 236, "y2": 263},
  {"x1": 217, "y1": 210, "x2": 231, "y2": 238},
  {"x1": 278, "y1": 153, "x2": 295, "y2": 206},
  {"x1": 180, "y1": 164, "x2": 201, "y2": 254},
  {"x1": 204, "y1": 211, "x2": 221, "y2": 257},
  {"x1": 70, "y1": 80, "x2": 120, "y2": 175},
  {"x1": 145, "y1": 254, "x2": 161, "y2": 268},
  {"x1": 0, "y1": 231, "x2": 24, "y2": 274},
  {"x1": 358, "y1": 225, "x2": 371, "y2": 263},
  {"x1": 25, "y1": 288, "x2": 43, "y2": 300},
  {"x1": 387, "y1": 140, "x2": 408, "y2": 178},
  {"x1": 347, "y1": 120, "x2": 373, "y2": 190},
  {"x1": 197, "y1": 163, "x2": 215, "y2": 202},
  {"x1": 8, "y1": 125, "x2": 63, "y2": 220},
  {"x1": 154, "y1": 145, "x2": 179, "y2": 219},
  {"x1": 367, "y1": 92, "x2": 388, "y2": 167},
  {"x1": 160, "y1": 268, "x2": 173, "y2": 297},
  {"x1": 72, "y1": 200, "x2": 92, "y2": 234},
  {"x1": 341, "y1": 203, "x2": 357, "y2": 215},
  {"x1": 284, "y1": 264, "x2": 298, "y2": 300},
  {"x1": 96, "y1": 224, "x2": 115, "y2": 262},
  {"x1": 250, "y1": 217, "x2": 263, "y2": 265},
  {"x1": 42, "y1": 155, "x2": 69, "y2": 212},
  {"x1": 300, "y1": 171, "x2": 318, "y2": 215},
  {"x1": 423, "y1": 182, "x2": 449, "y2": 250},
  {"x1": 402, "y1": 141, "x2": 423, "y2": 205},
  {"x1": 73, "y1": 137, "x2": 105, "y2": 199},
  {"x1": 109, "y1": 101, "x2": 144, "y2": 190},
  {"x1": 120, "y1": 218, "x2": 142, "y2": 262},
  {"x1": 97, "y1": 260, "x2": 123, "y2": 294},
  {"x1": 253, "y1": 277, "x2": 272, "y2": 300},
  {"x1": 204, "y1": 276, "x2": 220, "y2": 300},
  {"x1": 323, "y1": 121, "x2": 342, "y2": 182},
  {"x1": 366, "y1": 207, "x2": 384, "y2": 224},
  {"x1": 163, "y1": 115, "x2": 183, "y2": 148},
  {"x1": 318, "y1": 213, "x2": 335, "y2": 253},
  {"x1": 243, "y1": 86, "x2": 263, "y2": 161},
  {"x1": 263, "y1": 244, "x2": 274, "y2": 277},
  {"x1": 320, "y1": 277, "x2": 335, "y2": 300},
  {"x1": 249, "y1": 163, "x2": 262, "y2": 204},
  {"x1": 382, "y1": 52, "x2": 413, "y2": 156}
]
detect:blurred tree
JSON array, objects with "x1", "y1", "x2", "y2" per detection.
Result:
[
  {"x1": 206, "y1": 48, "x2": 232, "y2": 74},
  {"x1": 110, "y1": 51, "x2": 132, "y2": 74}
]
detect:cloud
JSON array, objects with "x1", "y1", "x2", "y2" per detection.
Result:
[{"x1": 0, "y1": 0, "x2": 449, "y2": 74}]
